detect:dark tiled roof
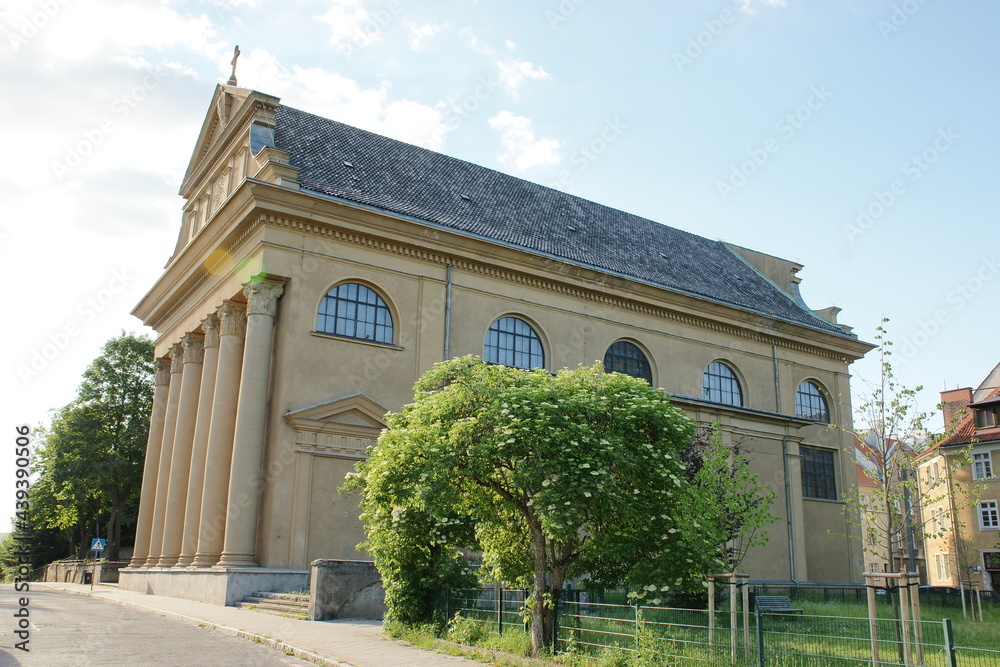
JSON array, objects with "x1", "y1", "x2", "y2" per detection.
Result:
[{"x1": 273, "y1": 105, "x2": 850, "y2": 337}]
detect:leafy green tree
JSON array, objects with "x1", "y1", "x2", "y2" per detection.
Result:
[
  {"x1": 0, "y1": 515, "x2": 65, "y2": 581},
  {"x1": 345, "y1": 356, "x2": 717, "y2": 656},
  {"x1": 31, "y1": 333, "x2": 154, "y2": 562},
  {"x1": 847, "y1": 319, "x2": 979, "y2": 574},
  {"x1": 682, "y1": 426, "x2": 779, "y2": 577}
]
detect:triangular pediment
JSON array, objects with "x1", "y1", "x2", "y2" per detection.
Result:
[
  {"x1": 179, "y1": 85, "x2": 280, "y2": 198},
  {"x1": 284, "y1": 393, "x2": 389, "y2": 431}
]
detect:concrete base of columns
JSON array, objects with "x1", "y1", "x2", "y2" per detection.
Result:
[
  {"x1": 118, "y1": 567, "x2": 308, "y2": 606},
  {"x1": 215, "y1": 552, "x2": 257, "y2": 568}
]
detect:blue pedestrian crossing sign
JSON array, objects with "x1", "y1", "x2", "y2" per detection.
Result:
[{"x1": 91, "y1": 538, "x2": 106, "y2": 552}]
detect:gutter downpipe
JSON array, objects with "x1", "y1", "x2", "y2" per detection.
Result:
[
  {"x1": 773, "y1": 345, "x2": 782, "y2": 412},
  {"x1": 776, "y1": 346, "x2": 799, "y2": 587},
  {"x1": 444, "y1": 261, "x2": 453, "y2": 360},
  {"x1": 782, "y1": 436, "x2": 799, "y2": 588}
]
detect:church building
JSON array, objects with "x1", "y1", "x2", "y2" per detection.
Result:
[{"x1": 120, "y1": 81, "x2": 873, "y2": 605}]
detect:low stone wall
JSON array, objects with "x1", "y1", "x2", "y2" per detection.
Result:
[
  {"x1": 44, "y1": 561, "x2": 128, "y2": 584},
  {"x1": 309, "y1": 559, "x2": 386, "y2": 621}
]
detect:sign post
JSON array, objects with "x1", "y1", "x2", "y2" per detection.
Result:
[{"x1": 90, "y1": 539, "x2": 106, "y2": 590}]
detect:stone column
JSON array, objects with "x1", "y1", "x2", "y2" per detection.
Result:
[
  {"x1": 217, "y1": 279, "x2": 284, "y2": 568},
  {"x1": 157, "y1": 333, "x2": 204, "y2": 567},
  {"x1": 192, "y1": 302, "x2": 247, "y2": 567},
  {"x1": 146, "y1": 344, "x2": 184, "y2": 566},
  {"x1": 128, "y1": 357, "x2": 171, "y2": 568},
  {"x1": 177, "y1": 315, "x2": 220, "y2": 567}
]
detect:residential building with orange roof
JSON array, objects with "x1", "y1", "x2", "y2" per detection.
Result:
[{"x1": 918, "y1": 363, "x2": 1000, "y2": 598}]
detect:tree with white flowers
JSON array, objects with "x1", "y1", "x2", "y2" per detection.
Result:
[{"x1": 344, "y1": 356, "x2": 722, "y2": 656}]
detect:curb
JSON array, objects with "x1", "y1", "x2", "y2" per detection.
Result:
[{"x1": 34, "y1": 583, "x2": 354, "y2": 667}]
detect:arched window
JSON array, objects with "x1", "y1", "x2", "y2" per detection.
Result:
[
  {"x1": 702, "y1": 361, "x2": 743, "y2": 407},
  {"x1": 316, "y1": 282, "x2": 393, "y2": 344},
  {"x1": 796, "y1": 381, "x2": 830, "y2": 422},
  {"x1": 484, "y1": 317, "x2": 544, "y2": 370},
  {"x1": 603, "y1": 341, "x2": 653, "y2": 384}
]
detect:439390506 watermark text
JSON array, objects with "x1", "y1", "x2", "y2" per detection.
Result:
[{"x1": 12, "y1": 424, "x2": 32, "y2": 653}]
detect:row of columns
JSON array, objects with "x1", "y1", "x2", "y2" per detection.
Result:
[{"x1": 129, "y1": 279, "x2": 284, "y2": 570}]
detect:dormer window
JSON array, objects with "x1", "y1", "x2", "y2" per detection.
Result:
[{"x1": 975, "y1": 405, "x2": 999, "y2": 429}]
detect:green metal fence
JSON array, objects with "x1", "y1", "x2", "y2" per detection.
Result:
[{"x1": 444, "y1": 587, "x2": 1000, "y2": 666}]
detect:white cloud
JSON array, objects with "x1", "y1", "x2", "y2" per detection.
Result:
[
  {"x1": 315, "y1": 0, "x2": 385, "y2": 50},
  {"x1": 461, "y1": 28, "x2": 494, "y2": 56},
  {"x1": 496, "y1": 59, "x2": 551, "y2": 97},
  {"x1": 235, "y1": 49, "x2": 451, "y2": 150},
  {"x1": 409, "y1": 23, "x2": 442, "y2": 51},
  {"x1": 736, "y1": 0, "x2": 787, "y2": 12},
  {"x1": 488, "y1": 111, "x2": 560, "y2": 170},
  {"x1": 22, "y1": 2, "x2": 224, "y2": 63}
]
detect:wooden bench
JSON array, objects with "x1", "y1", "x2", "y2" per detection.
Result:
[{"x1": 755, "y1": 595, "x2": 804, "y2": 614}]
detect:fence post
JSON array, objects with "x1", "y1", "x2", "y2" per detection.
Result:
[
  {"x1": 708, "y1": 578, "x2": 716, "y2": 647},
  {"x1": 755, "y1": 606, "x2": 765, "y2": 667},
  {"x1": 498, "y1": 586, "x2": 503, "y2": 636},
  {"x1": 942, "y1": 618, "x2": 957, "y2": 667},
  {"x1": 635, "y1": 603, "x2": 641, "y2": 654},
  {"x1": 865, "y1": 579, "x2": 880, "y2": 667},
  {"x1": 551, "y1": 591, "x2": 560, "y2": 655},
  {"x1": 445, "y1": 588, "x2": 451, "y2": 621}
]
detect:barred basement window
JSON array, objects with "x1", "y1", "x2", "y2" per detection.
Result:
[
  {"x1": 796, "y1": 381, "x2": 830, "y2": 422},
  {"x1": 484, "y1": 317, "x2": 544, "y2": 370},
  {"x1": 603, "y1": 341, "x2": 653, "y2": 384},
  {"x1": 800, "y1": 446, "x2": 837, "y2": 500},
  {"x1": 316, "y1": 283, "x2": 394, "y2": 344},
  {"x1": 702, "y1": 361, "x2": 743, "y2": 407}
]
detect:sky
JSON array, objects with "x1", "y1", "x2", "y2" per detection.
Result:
[{"x1": 1, "y1": 0, "x2": 997, "y2": 529}]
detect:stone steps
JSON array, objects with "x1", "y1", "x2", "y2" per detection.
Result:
[{"x1": 235, "y1": 591, "x2": 311, "y2": 620}]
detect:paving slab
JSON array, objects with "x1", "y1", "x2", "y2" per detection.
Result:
[{"x1": 33, "y1": 582, "x2": 478, "y2": 667}]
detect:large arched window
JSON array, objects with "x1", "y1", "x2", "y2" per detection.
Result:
[
  {"x1": 484, "y1": 316, "x2": 544, "y2": 370},
  {"x1": 316, "y1": 282, "x2": 394, "y2": 344},
  {"x1": 702, "y1": 361, "x2": 743, "y2": 407},
  {"x1": 603, "y1": 340, "x2": 653, "y2": 384},
  {"x1": 796, "y1": 380, "x2": 830, "y2": 422}
]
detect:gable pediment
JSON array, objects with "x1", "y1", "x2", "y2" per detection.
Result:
[
  {"x1": 284, "y1": 393, "x2": 389, "y2": 432},
  {"x1": 179, "y1": 85, "x2": 280, "y2": 198},
  {"x1": 284, "y1": 394, "x2": 388, "y2": 459}
]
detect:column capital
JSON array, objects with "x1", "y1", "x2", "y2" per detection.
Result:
[
  {"x1": 155, "y1": 357, "x2": 171, "y2": 386},
  {"x1": 169, "y1": 343, "x2": 184, "y2": 373},
  {"x1": 181, "y1": 333, "x2": 205, "y2": 365},
  {"x1": 243, "y1": 278, "x2": 285, "y2": 318},
  {"x1": 217, "y1": 301, "x2": 247, "y2": 338},
  {"x1": 202, "y1": 314, "x2": 221, "y2": 348}
]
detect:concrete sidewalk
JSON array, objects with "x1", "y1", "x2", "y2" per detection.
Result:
[{"x1": 34, "y1": 581, "x2": 478, "y2": 666}]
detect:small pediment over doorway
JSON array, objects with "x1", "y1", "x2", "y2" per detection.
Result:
[{"x1": 283, "y1": 394, "x2": 388, "y2": 459}]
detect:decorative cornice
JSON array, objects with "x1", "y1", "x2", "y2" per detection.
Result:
[
  {"x1": 169, "y1": 343, "x2": 184, "y2": 373},
  {"x1": 181, "y1": 333, "x2": 205, "y2": 364},
  {"x1": 155, "y1": 357, "x2": 171, "y2": 386},
  {"x1": 217, "y1": 301, "x2": 247, "y2": 338},
  {"x1": 202, "y1": 313, "x2": 221, "y2": 348},
  {"x1": 155, "y1": 215, "x2": 264, "y2": 332},
  {"x1": 256, "y1": 212, "x2": 853, "y2": 362},
  {"x1": 243, "y1": 278, "x2": 285, "y2": 317}
]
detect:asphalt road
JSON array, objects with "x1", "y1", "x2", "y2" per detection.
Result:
[{"x1": 0, "y1": 586, "x2": 315, "y2": 666}]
